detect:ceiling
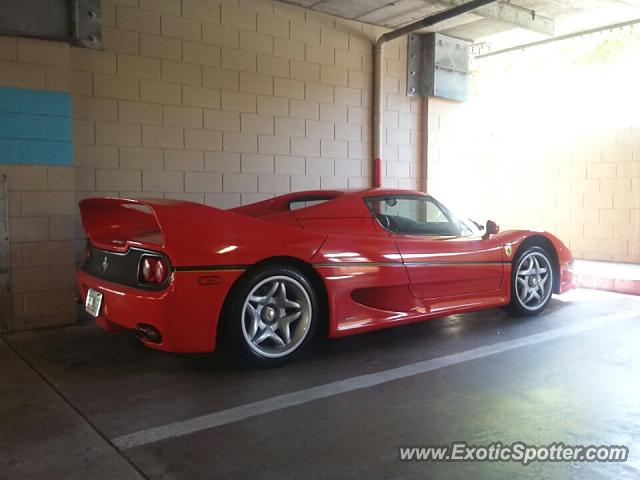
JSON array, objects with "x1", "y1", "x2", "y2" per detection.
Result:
[{"x1": 281, "y1": 0, "x2": 640, "y2": 49}]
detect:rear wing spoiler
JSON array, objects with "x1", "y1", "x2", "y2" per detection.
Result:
[
  {"x1": 79, "y1": 197, "x2": 169, "y2": 250},
  {"x1": 79, "y1": 197, "x2": 327, "y2": 266}
]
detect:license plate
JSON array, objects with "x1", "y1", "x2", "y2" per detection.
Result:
[{"x1": 85, "y1": 288, "x2": 103, "y2": 317}]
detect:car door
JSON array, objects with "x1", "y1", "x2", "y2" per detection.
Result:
[
  {"x1": 366, "y1": 195, "x2": 504, "y2": 301},
  {"x1": 395, "y1": 234, "x2": 504, "y2": 300}
]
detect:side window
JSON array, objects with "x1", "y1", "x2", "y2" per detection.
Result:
[
  {"x1": 425, "y1": 201, "x2": 449, "y2": 223},
  {"x1": 365, "y1": 196, "x2": 460, "y2": 236},
  {"x1": 289, "y1": 199, "x2": 329, "y2": 211}
]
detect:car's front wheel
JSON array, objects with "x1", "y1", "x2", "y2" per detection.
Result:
[
  {"x1": 507, "y1": 246, "x2": 554, "y2": 315},
  {"x1": 226, "y1": 265, "x2": 318, "y2": 367}
]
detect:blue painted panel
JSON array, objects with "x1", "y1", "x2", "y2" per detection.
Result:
[
  {"x1": 0, "y1": 139, "x2": 19, "y2": 164},
  {"x1": 45, "y1": 116, "x2": 73, "y2": 141},
  {"x1": 0, "y1": 113, "x2": 48, "y2": 139},
  {"x1": 18, "y1": 88, "x2": 72, "y2": 117},
  {"x1": 0, "y1": 87, "x2": 72, "y2": 165},
  {"x1": 0, "y1": 88, "x2": 19, "y2": 113},
  {"x1": 0, "y1": 112, "x2": 25, "y2": 138},
  {"x1": 19, "y1": 140, "x2": 73, "y2": 166}
]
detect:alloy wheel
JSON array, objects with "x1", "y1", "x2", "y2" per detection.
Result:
[
  {"x1": 515, "y1": 251, "x2": 553, "y2": 311},
  {"x1": 241, "y1": 275, "x2": 312, "y2": 358}
]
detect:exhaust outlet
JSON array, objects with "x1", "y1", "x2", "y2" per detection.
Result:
[{"x1": 133, "y1": 324, "x2": 162, "y2": 343}]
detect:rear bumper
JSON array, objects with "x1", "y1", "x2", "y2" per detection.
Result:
[{"x1": 76, "y1": 269, "x2": 243, "y2": 353}]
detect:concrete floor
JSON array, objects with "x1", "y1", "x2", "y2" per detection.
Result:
[{"x1": 2, "y1": 288, "x2": 640, "y2": 479}]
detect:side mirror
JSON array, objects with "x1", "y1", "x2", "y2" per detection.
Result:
[{"x1": 482, "y1": 220, "x2": 499, "y2": 239}]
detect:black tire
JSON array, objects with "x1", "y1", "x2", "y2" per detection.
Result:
[
  {"x1": 507, "y1": 245, "x2": 554, "y2": 316},
  {"x1": 225, "y1": 264, "x2": 318, "y2": 367}
]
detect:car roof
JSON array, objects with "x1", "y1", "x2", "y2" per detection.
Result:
[{"x1": 291, "y1": 188, "x2": 428, "y2": 219}]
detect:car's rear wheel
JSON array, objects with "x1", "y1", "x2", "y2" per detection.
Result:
[
  {"x1": 507, "y1": 246, "x2": 554, "y2": 316},
  {"x1": 226, "y1": 265, "x2": 318, "y2": 367}
]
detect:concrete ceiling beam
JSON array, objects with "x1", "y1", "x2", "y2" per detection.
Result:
[{"x1": 434, "y1": 0, "x2": 555, "y2": 35}]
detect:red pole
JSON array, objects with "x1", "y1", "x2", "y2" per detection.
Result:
[{"x1": 373, "y1": 157, "x2": 381, "y2": 187}]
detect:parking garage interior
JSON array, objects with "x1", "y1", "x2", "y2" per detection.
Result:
[{"x1": 1, "y1": 0, "x2": 640, "y2": 478}]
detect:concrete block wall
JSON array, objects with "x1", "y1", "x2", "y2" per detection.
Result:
[
  {"x1": 0, "y1": 36, "x2": 77, "y2": 330},
  {"x1": 0, "y1": 162, "x2": 78, "y2": 330},
  {"x1": 0, "y1": 174, "x2": 9, "y2": 331},
  {"x1": 427, "y1": 97, "x2": 640, "y2": 263},
  {"x1": 79, "y1": 0, "x2": 421, "y2": 205},
  {"x1": 0, "y1": 0, "x2": 423, "y2": 330}
]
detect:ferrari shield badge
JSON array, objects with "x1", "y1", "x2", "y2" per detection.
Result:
[{"x1": 504, "y1": 243, "x2": 513, "y2": 258}]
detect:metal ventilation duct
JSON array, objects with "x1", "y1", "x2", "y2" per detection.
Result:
[
  {"x1": 0, "y1": 0, "x2": 102, "y2": 49},
  {"x1": 407, "y1": 32, "x2": 471, "y2": 102}
]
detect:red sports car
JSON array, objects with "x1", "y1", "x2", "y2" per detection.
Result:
[{"x1": 77, "y1": 189, "x2": 575, "y2": 367}]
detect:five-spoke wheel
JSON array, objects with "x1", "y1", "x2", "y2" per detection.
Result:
[
  {"x1": 242, "y1": 276, "x2": 312, "y2": 358},
  {"x1": 508, "y1": 246, "x2": 554, "y2": 315},
  {"x1": 226, "y1": 266, "x2": 318, "y2": 367}
]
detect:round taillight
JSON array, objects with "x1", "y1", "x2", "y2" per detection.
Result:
[
  {"x1": 140, "y1": 256, "x2": 169, "y2": 285},
  {"x1": 141, "y1": 257, "x2": 156, "y2": 282},
  {"x1": 155, "y1": 259, "x2": 168, "y2": 284}
]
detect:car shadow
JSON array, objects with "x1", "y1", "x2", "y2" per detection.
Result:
[{"x1": 9, "y1": 297, "x2": 574, "y2": 377}]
